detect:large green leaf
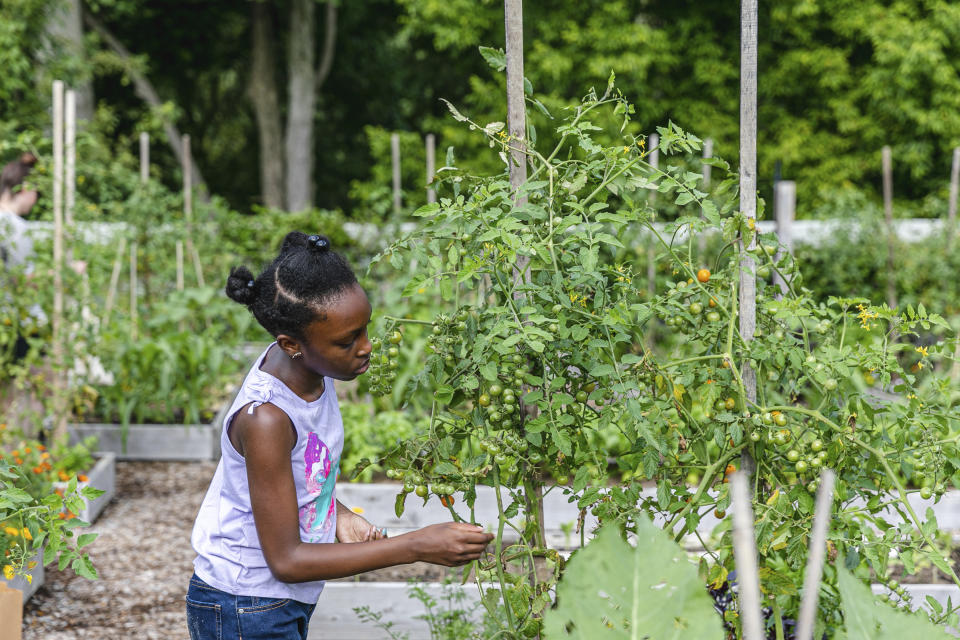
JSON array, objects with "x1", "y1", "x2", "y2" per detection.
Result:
[
  {"x1": 837, "y1": 567, "x2": 952, "y2": 640},
  {"x1": 543, "y1": 517, "x2": 724, "y2": 639}
]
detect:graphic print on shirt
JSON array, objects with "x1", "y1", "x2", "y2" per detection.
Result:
[{"x1": 300, "y1": 432, "x2": 340, "y2": 541}]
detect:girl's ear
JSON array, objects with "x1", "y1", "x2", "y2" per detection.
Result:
[{"x1": 276, "y1": 334, "x2": 302, "y2": 358}]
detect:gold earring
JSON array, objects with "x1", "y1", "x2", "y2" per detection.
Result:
[{"x1": 292, "y1": 351, "x2": 302, "y2": 359}]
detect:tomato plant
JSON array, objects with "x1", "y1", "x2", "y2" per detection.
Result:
[{"x1": 363, "y1": 79, "x2": 960, "y2": 637}]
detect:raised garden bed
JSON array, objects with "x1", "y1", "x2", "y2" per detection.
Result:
[
  {"x1": 52, "y1": 453, "x2": 116, "y2": 524},
  {"x1": 67, "y1": 423, "x2": 220, "y2": 461}
]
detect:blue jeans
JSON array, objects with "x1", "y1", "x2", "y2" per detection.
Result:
[{"x1": 186, "y1": 573, "x2": 317, "y2": 640}]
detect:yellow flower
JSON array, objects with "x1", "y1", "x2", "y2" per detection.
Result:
[
  {"x1": 637, "y1": 138, "x2": 645, "y2": 148},
  {"x1": 350, "y1": 506, "x2": 365, "y2": 515},
  {"x1": 3, "y1": 526, "x2": 19, "y2": 538},
  {"x1": 24, "y1": 573, "x2": 31, "y2": 584},
  {"x1": 2, "y1": 565, "x2": 14, "y2": 580},
  {"x1": 21, "y1": 528, "x2": 31, "y2": 541},
  {"x1": 915, "y1": 346, "x2": 928, "y2": 357}
]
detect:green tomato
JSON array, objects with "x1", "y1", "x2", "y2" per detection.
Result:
[
  {"x1": 689, "y1": 302, "x2": 703, "y2": 315},
  {"x1": 415, "y1": 484, "x2": 429, "y2": 498},
  {"x1": 786, "y1": 450, "x2": 800, "y2": 462},
  {"x1": 706, "y1": 311, "x2": 721, "y2": 323},
  {"x1": 795, "y1": 460, "x2": 809, "y2": 473},
  {"x1": 403, "y1": 481, "x2": 415, "y2": 493},
  {"x1": 478, "y1": 394, "x2": 491, "y2": 407},
  {"x1": 489, "y1": 384, "x2": 503, "y2": 397},
  {"x1": 774, "y1": 413, "x2": 788, "y2": 427},
  {"x1": 823, "y1": 378, "x2": 838, "y2": 391},
  {"x1": 389, "y1": 331, "x2": 403, "y2": 345},
  {"x1": 810, "y1": 439, "x2": 824, "y2": 452},
  {"x1": 920, "y1": 486, "x2": 933, "y2": 499},
  {"x1": 576, "y1": 391, "x2": 588, "y2": 403}
]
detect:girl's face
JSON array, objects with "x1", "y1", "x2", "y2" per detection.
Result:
[{"x1": 297, "y1": 283, "x2": 373, "y2": 381}]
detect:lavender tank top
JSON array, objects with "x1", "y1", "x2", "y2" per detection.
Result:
[{"x1": 191, "y1": 343, "x2": 344, "y2": 603}]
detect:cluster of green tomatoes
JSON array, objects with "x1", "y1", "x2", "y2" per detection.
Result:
[{"x1": 366, "y1": 329, "x2": 403, "y2": 396}]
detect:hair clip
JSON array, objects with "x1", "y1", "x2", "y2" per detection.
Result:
[
  {"x1": 247, "y1": 280, "x2": 255, "y2": 288},
  {"x1": 307, "y1": 235, "x2": 329, "y2": 250}
]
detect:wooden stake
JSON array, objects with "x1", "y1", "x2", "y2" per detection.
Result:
[
  {"x1": 65, "y1": 89, "x2": 76, "y2": 228},
  {"x1": 731, "y1": 472, "x2": 764, "y2": 640},
  {"x1": 190, "y1": 242, "x2": 205, "y2": 288},
  {"x1": 698, "y1": 138, "x2": 713, "y2": 261},
  {"x1": 102, "y1": 237, "x2": 127, "y2": 329},
  {"x1": 795, "y1": 469, "x2": 837, "y2": 640},
  {"x1": 176, "y1": 241, "x2": 185, "y2": 292},
  {"x1": 647, "y1": 133, "x2": 660, "y2": 299},
  {"x1": 948, "y1": 147, "x2": 959, "y2": 248},
  {"x1": 881, "y1": 146, "x2": 897, "y2": 309},
  {"x1": 129, "y1": 243, "x2": 138, "y2": 341},
  {"x1": 773, "y1": 181, "x2": 796, "y2": 296},
  {"x1": 739, "y1": 0, "x2": 758, "y2": 481},
  {"x1": 425, "y1": 133, "x2": 437, "y2": 204},
  {"x1": 140, "y1": 132, "x2": 149, "y2": 184},
  {"x1": 52, "y1": 80, "x2": 67, "y2": 439},
  {"x1": 391, "y1": 133, "x2": 402, "y2": 215},
  {"x1": 183, "y1": 133, "x2": 193, "y2": 224}
]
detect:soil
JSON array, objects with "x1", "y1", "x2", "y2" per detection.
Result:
[{"x1": 19, "y1": 461, "x2": 459, "y2": 639}]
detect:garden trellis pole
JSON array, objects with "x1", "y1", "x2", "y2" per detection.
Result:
[
  {"x1": 698, "y1": 138, "x2": 713, "y2": 260},
  {"x1": 102, "y1": 238, "x2": 127, "y2": 329},
  {"x1": 505, "y1": 0, "x2": 546, "y2": 564},
  {"x1": 948, "y1": 147, "x2": 959, "y2": 249},
  {"x1": 731, "y1": 471, "x2": 764, "y2": 640},
  {"x1": 794, "y1": 469, "x2": 837, "y2": 640},
  {"x1": 739, "y1": 0, "x2": 758, "y2": 482},
  {"x1": 425, "y1": 133, "x2": 436, "y2": 204},
  {"x1": 139, "y1": 133, "x2": 149, "y2": 184},
  {"x1": 52, "y1": 80, "x2": 67, "y2": 440},
  {"x1": 65, "y1": 89, "x2": 76, "y2": 229},
  {"x1": 130, "y1": 242, "x2": 138, "y2": 341},
  {"x1": 647, "y1": 133, "x2": 660, "y2": 301},
  {"x1": 391, "y1": 133, "x2": 402, "y2": 216},
  {"x1": 882, "y1": 146, "x2": 897, "y2": 309},
  {"x1": 773, "y1": 181, "x2": 795, "y2": 297}
]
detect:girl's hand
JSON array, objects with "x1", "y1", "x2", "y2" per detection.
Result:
[
  {"x1": 411, "y1": 523, "x2": 494, "y2": 566},
  {"x1": 336, "y1": 506, "x2": 386, "y2": 544}
]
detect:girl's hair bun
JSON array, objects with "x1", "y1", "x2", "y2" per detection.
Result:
[
  {"x1": 19, "y1": 153, "x2": 37, "y2": 167},
  {"x1": 225, "y1": 265, "x2": 258, "y2": 305}
]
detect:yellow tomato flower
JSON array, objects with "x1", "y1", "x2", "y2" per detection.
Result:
[
  {"x1": 350, "y1": 506, "x2": 365, "y2": 515},
  {"x1": 2, "y1": 565, "x2": 14, "y2": 580},
  {"x1": 21, "y1": 528, "x2": 31, "y2": 541},
  {"x1": 4, "y1": 526, "x2": 19, "y2": 538}
]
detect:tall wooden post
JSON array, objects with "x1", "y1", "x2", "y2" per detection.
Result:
[
  {"x1": 139, "y1": 132, "x2": 149, "y2": 184},
  {"x1": 647, "y1": 133, "x2": 660, "y2": 299},
  {"x1": 794, "y1": 470, "x2": 837, "y2": 640},
  {"x1": 505, "y1": 0, "x2": 543, "y2": 560},
  {"x1": 698, "y1": 139, "x2": 713, "y2": 261},
  {"x1": 52, "y1": 80, "x2": 67, "y2": 440},
  {"x1": 391, "y1": 133, "x2": 402, "y2": 215},
  {"x1": 947, "y1": 147, "x2": 959, "y2": 249},
  {"x1": 881, "y1": 146, "x2": 897, "y2": 309},
  {"x1": 129, "y1": 243, "x2": 138, "y2": 340},
  {"x1": 731, "y1": 472, "x2": 764, "y2": 640},
  {"x1": 65, "y1": 89, "x2": 76, "y2": 228},
  {"x1": 772, "y1": 181, "x2": 796, "y2": 297},
  {"x1": 739, "y1": 0, "x2": 758, "y2": 480},
  {"x1": 425, "y1": 133, "x2": 437, "y2": 204},
  {"x1": 181, "y1": 134, "x2": 205, "y2": 287}
]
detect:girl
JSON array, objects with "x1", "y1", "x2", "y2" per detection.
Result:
[{"x1": 187, "y1": 232, "x2": 492, "y2": 640}]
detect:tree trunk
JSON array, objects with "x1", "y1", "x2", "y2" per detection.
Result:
[
  {"x1": 284, "y1": 0, "x2": 316, "y2": 212},
  {"x1": 47, "y1": 0, "x2": 94, "y2": 122},
  {"x1": 249, "y1": 1, "x2": 284, "y2": 210}
]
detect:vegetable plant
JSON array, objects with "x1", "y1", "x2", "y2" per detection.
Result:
[{"x1": 365, "y1": 76, "x2": 960, "y2": 638}]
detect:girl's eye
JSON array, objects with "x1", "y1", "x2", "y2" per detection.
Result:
[{"x1": 338, "y1": 341, "x2": 354, "y2": 348}]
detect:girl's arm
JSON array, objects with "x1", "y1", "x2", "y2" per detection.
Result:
[{"x1": 236, "y1": 404, "x2": 493, "y2": 583}]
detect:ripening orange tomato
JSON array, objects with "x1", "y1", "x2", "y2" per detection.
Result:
[{"x1": 697, "y1": 268, "x2": 711, "y2": 283}]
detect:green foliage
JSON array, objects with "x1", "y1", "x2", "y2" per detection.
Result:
[
  {"x1": 368, "y1": 84, "x2": 960, "y2": 636},
  {"x1": 543, "y1": 520, "x2": 725, "y2": 639},
  {"x1": 836, "y1": 567, "x2": 953, "y2": 639},
  {"x1": 340, "y1": 402, "x2": 425, "y2": 482}
]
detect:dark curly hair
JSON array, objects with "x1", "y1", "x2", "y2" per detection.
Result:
[{"x1": 225, "y1": 231, "x2": 358, "y2": 340}]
